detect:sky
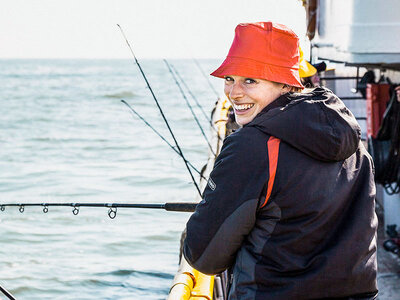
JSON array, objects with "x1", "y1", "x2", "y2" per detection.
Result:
[{"x1": 0, "y1": 0, "x2": 308, "y2": 59}]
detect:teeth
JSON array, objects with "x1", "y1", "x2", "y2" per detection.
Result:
[{"x1": 234, "y1": 103, "x2": 254, "y2": 111}]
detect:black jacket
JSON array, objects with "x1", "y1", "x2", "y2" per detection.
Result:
[{"x1": 184, "y1": 87, "x2": 378, "y2": 299}]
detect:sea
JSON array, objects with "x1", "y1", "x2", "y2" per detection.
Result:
[{"x1": 0, "y1": 59, "x2": 222, "y2": 299}]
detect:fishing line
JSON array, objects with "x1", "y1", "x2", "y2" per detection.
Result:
[
  {"x1": 121, "y1": 99, "x2": 206, "y2": 180},
  {"x1": 169, "y1": 64, "x2": 223, "y2": 142},
  {"x1": 171, "y1": 63, "x2": 212, "y2": 124},
  {"x1": 117, "y1": 24, "x2": 201, "y2": 196},
  {"x1": 193, "y1": 58, "x2": 220, "y2": 98},
  {"x1": 164, "y1": 59, "x2": 216, "y2": 156}
]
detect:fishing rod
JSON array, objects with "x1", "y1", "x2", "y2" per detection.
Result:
[
  {"x1": 170, "y1": 62, "x2": 212, "y2": 125},
  {"x1": 193, "y1": 58, "x2": 220, "y2": 98},
  {"x1": 164, "y1": 60, "x2": 216, "y2": 156},
  {"x1": 0, "y1": 202, "x2": 198, "y2": 219},
  {"x1": 121, "y1": 99, "x2": 206, "y2": 180},
  {"x1": 0, "y1": 284, "x2": 16, "y2": 300},
  {"x1": 168, "y1": 64, "x2": 222, "y2": 142},
  {"x1": 117, "y1": 24, "x2": 201, "y2": 197}
]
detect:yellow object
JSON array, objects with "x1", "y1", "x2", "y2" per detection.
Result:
[
  {"x1": 299, "y1": 47, "x2": 317, "y2": 78},
  {"x1": 210, "y1": 97, "x2": 231, "y2": 155},
  {"x1": 218, "y1": 98, "x2": 230, "y2": 138},
  {"x1": 168, "y1": 257, "x2": 214, "y2": 300}
]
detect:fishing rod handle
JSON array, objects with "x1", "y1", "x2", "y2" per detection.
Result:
[{"x1": 164, "y1": 202, "x2": 197, "y2": 212}]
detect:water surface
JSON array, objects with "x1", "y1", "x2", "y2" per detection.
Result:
[{"x1": 0, "y1": 58, "x2": 221, "y2": 299}]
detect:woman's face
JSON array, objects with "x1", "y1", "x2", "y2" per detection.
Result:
[{"x1": 224, "y1": 75, "x2": 283, "y2": 126}]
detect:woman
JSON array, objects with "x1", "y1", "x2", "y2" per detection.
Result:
[{"x1": 184, "y1": 22, "x2": 377, "y2": 299}]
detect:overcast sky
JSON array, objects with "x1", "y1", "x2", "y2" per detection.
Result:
[{"x1": 0, "y1": 0, "x2": 307, "y2": 59}]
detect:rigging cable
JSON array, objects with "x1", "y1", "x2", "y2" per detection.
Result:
[{"x1": 117, "y1": 24, "x2": 201, "y2": 196}]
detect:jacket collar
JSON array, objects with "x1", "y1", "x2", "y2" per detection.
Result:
[{"x1": 244, "y1": 93, "x2": 291, "y2": 127}]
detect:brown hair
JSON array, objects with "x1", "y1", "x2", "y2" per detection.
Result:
[
  {"x1": 273, "y1": 82, "x2": 306, "y2": 94},
  {"x1": 288, "y1": 86, "x2": 303, "y2": 93}
]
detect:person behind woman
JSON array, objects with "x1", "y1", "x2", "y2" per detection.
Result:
[
  {"x1": 299, "y1": 46, "x2": 326, "y2": 88},
  {"x1": 184, "y1": 22, "x2": 377, "y2": 299}
]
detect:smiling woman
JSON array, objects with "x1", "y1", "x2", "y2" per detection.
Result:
[
  {"x1": 183, "y1": 22, "x2": 378, "y2": 299},
  {"x1": 211, "y1": 22, "x2": 304, "y2": 126}
]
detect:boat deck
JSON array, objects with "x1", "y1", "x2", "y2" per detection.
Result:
[{"x1": 376, "y1": 201, "x2": 400, "y2": 299}]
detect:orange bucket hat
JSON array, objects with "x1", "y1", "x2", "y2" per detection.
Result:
[{"x1": 211, "y1": 22, "x2": 304, "y2": 89}]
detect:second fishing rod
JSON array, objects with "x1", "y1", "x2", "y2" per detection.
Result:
[
  {"x1": 164, "y1": 59, "x2": 216, "y2": 156},
  {"x1": 117, "y1": 24, "x2": 202, "y2": 197},
  {"x1": 121, "y1": 100, "x2": 207, "y2": 181}
]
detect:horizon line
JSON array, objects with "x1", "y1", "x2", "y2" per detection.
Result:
[{"x1": 0, "y1": 57, "x2": 222, "y2": 60}]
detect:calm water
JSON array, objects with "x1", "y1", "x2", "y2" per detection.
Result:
[{"x1": 0, "y1": 59, "x2": 221, "y2": 299}]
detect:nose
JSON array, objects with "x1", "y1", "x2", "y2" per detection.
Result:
[{"x1": 225, "y1": 82, "x2": 244, "y2": 100}]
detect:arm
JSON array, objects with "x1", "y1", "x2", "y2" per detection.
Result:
[{"x1": 183, "y1": 130, "x2": 270, "y2": 275}]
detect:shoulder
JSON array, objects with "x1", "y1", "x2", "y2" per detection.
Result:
[
  {"x1": 215, "y1": 127, "x2": 271, "y2": 169},
  {"x1": 224, "y1": 127, "x2": 270, "y2": 154}
]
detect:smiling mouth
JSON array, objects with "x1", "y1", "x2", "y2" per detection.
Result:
[{"x1": 233, "y1": 103, "x2": 254, "y2": 112}]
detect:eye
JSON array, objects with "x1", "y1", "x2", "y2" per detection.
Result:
[
  {"x1": 244, "y1": 78, "x2": 257, "y2": 84},
  {"x1": 224, "y1": 76, "x2": 234, "y2": 83}
]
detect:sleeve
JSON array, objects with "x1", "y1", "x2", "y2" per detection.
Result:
[{"x1": 183, "y1": 130, "x2": 271, "y2": 275}]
